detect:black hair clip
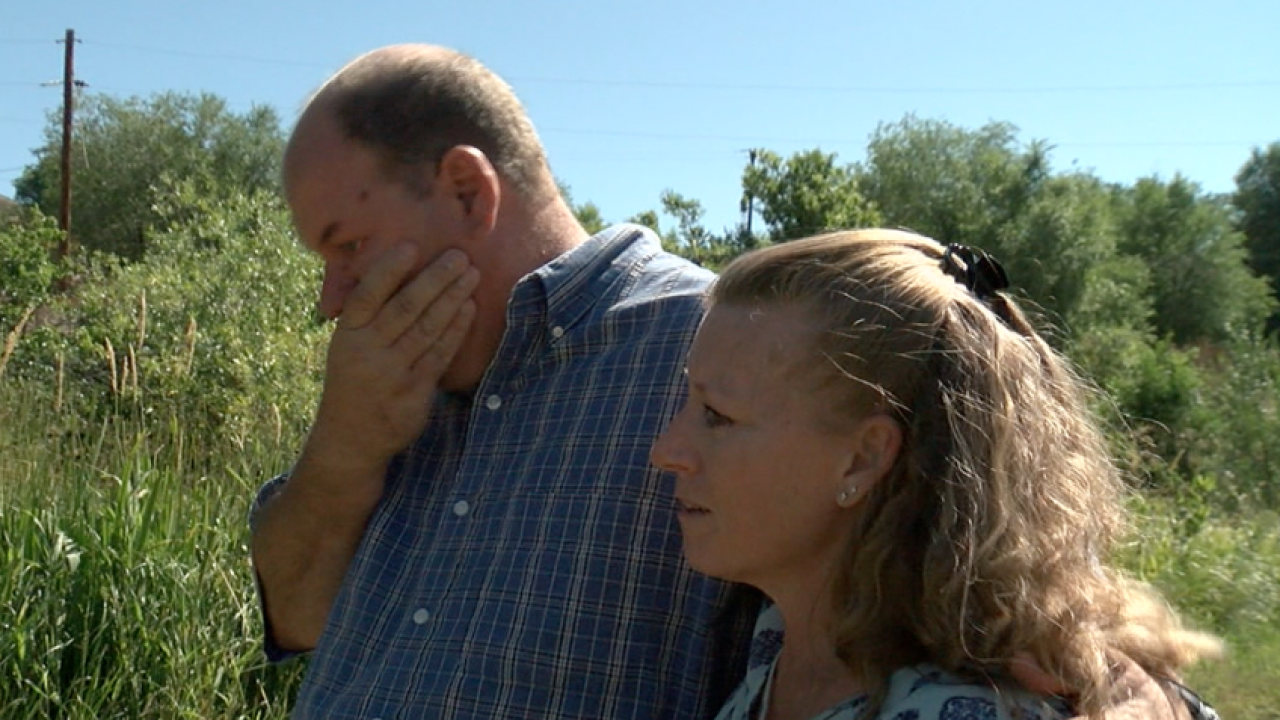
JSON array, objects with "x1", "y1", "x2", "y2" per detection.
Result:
[{"x1": 941, "y1": 244, "x2": 1009, "y2": 300}]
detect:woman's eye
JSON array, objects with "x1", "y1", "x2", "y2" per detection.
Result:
[
  {"x1": 702, "y1": 404, "x2": 732, "y2": 428},
  {"x1": 337, "y1": 239, "x2": 363, "y2": 255}
]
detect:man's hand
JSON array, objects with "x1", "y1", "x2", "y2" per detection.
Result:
[
  {"x1": 1010, "y1": 652, "x2": 1193, "y2": 720},
  {"x1": 1103, "y1": 656, "x2": 1194, "y2": 720},
  {"x1": 306, "y1": 244, "x2": 478, "y2": 497},
  {"x1": 251, "y1": 244, "x2": 478, "y2": 652}
]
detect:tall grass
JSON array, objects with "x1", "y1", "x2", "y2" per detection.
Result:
[
  {"x1": 1123, "y1": 495, "x2": 1280, "y2": 719},
  {"x1": 3, "y1": 377, "x2": 1279, "y2": 717},
  {"x1": 0, "y1": 381, "x2": 305, "y2": 718}
]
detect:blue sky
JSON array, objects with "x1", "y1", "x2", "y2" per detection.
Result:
[{"x1": 3, "y1": 0, "x2": 1277, "y2": 233}]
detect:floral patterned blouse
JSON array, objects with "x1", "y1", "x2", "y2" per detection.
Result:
[{"x1": 713, "y1": 605, "x2": 1073, "y2": 720}]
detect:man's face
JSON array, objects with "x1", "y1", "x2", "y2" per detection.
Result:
[{"x1": 285, "y1": 116, "x2": 447, "y2": 321}]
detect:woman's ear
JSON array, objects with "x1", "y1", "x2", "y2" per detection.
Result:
[
  {"x1": 835, "y1": 414, "x2": 902, "y2": 508},
  {"x1": 437, "y1": 145, "x2": 500, "y2": 238}
]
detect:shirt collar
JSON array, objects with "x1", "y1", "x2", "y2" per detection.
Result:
[{"x1": 510, "y1": 223, "x2": 663, "y2": 335}]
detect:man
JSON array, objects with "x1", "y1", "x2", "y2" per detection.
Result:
[
  {"x1": 250, "y1": 45, "x2": 755, "y2": 719},
  {"x1": 252, "y1": 44, "x2": 1210, "y2": 720}
]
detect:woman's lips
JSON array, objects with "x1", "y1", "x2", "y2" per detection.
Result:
[{"x1": 676, "y1": 498, "x2": 710, "y2": 514}]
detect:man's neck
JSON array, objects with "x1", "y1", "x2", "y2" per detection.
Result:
[{"x1": 488, "y1": 193, "x2": 588, "y2": 287}]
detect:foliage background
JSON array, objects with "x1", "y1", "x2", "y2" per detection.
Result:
[{"x1": 2, "y1": 93, "x2": 1279, "y2": 718}]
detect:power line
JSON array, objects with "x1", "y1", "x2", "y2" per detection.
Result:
[
  {"x1": 1058, "y1": 141, "x2": 1261, "y2": 148},
  {"x1": 519, "y1": 77, "x2": 1280, "y2": 94},
  {"x1": 541, "y1": 127, "x2": 859, "y2": 144},
  {"x1": 541, "y1": 127, "x2": 1264, "y2": 149},
  {"x1": 66, "y1": 39, "x2": 1280, "y2": 95},
  {"x1": 85, "y1": 40, "x2": 331, "y2": 68},
  {"x1": 87, "y1": 85, "x2": 161, "y2": 94}
]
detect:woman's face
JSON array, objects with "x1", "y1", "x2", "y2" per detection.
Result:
[{"x1": 650, "y1": 303, "x2": 863, "y2": 593}]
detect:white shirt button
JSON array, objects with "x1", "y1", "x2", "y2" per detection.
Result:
[
  {"x1": 485, "y1": 394, "x2": 502, "y2": 411},
  {"x1": 452, "y1": 500, "x2": 471, "y2": 517},
  {"x1": 551, "y1": 325, "x2": 565, "y2": 339},
  {"x1": 412, "y1": 608, "x2": 431, "y2": 625}
]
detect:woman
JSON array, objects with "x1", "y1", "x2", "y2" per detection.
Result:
[{"x1": 650, "y1": 229, "x2": 1218, "y2": 720}]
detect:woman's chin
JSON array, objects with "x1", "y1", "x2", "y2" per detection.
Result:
[{"x1": 681, "y1": 544, "x2": 732, "y2": 582}]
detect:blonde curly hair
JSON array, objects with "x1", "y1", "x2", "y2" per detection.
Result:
[{"x1": 711, "y1": 228, "x2": 1219, "y2": 717}]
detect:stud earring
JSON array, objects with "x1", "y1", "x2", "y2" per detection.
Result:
[{"x1": 837, "y1": 486, "x2": 858, "y2": 506}]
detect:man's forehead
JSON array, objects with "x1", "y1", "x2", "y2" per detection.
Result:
[{"x1": 284, "y1": 106, "x2": 347, "y2": 173}]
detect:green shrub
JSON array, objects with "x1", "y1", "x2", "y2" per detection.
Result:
[
  {"x1": 1193, "y1": 335, "x2": 1280, "y2": 509},
  {"x1": 1121, "y1": 497, "x2": 1280, "y2": 717},
  {"x1": 7, "y1": 181, "x2": 326, "y2": 447},
  {"x1": 0, "y1": 214, "x2": 60, "y2": 333}
]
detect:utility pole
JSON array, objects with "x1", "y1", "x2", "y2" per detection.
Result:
[
  {"x1": 57, "y1": 28, "x2": 80, "y2": 259},
  {"x1": 739, "y1": 149, "x2": 758, "y2": 238}
]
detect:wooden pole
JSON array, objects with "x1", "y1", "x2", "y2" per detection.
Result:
[{"x1": 58, "y1": 28, "x2": 76, "y2": 258}]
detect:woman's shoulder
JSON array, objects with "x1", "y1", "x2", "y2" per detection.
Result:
[{"x1": 878, "y1": 664, "x2": 1072, "y2": 720}]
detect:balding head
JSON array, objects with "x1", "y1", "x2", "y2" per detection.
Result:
[{"x1": 290, "y1": 44, "x2": 551, "y2": 200}]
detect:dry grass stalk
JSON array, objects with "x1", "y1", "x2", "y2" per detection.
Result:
[
  {"x1": 55, "y1": 351, "x2": 64, "y2": 412},
  {"x1": 0, "y1": 305, "x2": 36, "y2": 379},
  {"x1": 271, "y1": 402, "x2": 282, "y2": 445},
  {"x1": 105, "y1": 337, "x2": 118, "y2": 396},
  {"x1": 183, "y1": 317, "x2": 198, "y2": 377},
  {"x1": 127, "y1": 344, "x2": 139, "y2": 396},
  {"x1": 136, "y1": 290, "x2": 148, "y2": 350}
]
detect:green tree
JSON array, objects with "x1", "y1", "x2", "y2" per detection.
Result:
[
  {"x1": 574, "y1": 202, "x2": 607, "y2": 235},
  {"x1": 15, "y1": 91, "x2": 285, "y2": 260},
  {"x1": 1234, "y1": 142, "x2": 1280, "y2": 329},
  {"x1": 626, "y1": 209, "x2": 662, "y2": 235},
  {"x1": 1115, "y1": 176, "x2": 1274, "y2": 344},
  {"x1": 659, "y1": 189, "x2": 713, "y2": 261},
  {"x1": 995, "y1": 174, "x2": 1131, "y2": 332},
  {"x1": 626, "y1": 208, "x2": 677, "y2": 252},
  {"x1": 859, "y1": 117, "x2": 1138, "y2": 332},
  {"x1": 742, "y1": 149, "x2": 879, "y2": 242},
  {"x1": 859, "y1": 117, "x2": 1047, "y2": 245}
]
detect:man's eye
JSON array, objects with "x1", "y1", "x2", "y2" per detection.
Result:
[
  {"x1": 702, "y1": 404, "x2": 732, "y2": 428},
  {"x1": 337, "y1": 240, "x2": 363, "y2": 254}
]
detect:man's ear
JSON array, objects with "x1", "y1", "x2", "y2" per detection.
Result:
[
  {"x1": 437, "y1": 145, "x2": 500, "y2": 238},
  {"x1": 836, "y1": 414, "x2": 902, "y2": 508}
]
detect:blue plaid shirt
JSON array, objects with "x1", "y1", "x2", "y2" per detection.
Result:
[{"x1": 253, "y1": 225, "x2": 759, "y2": 719}]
